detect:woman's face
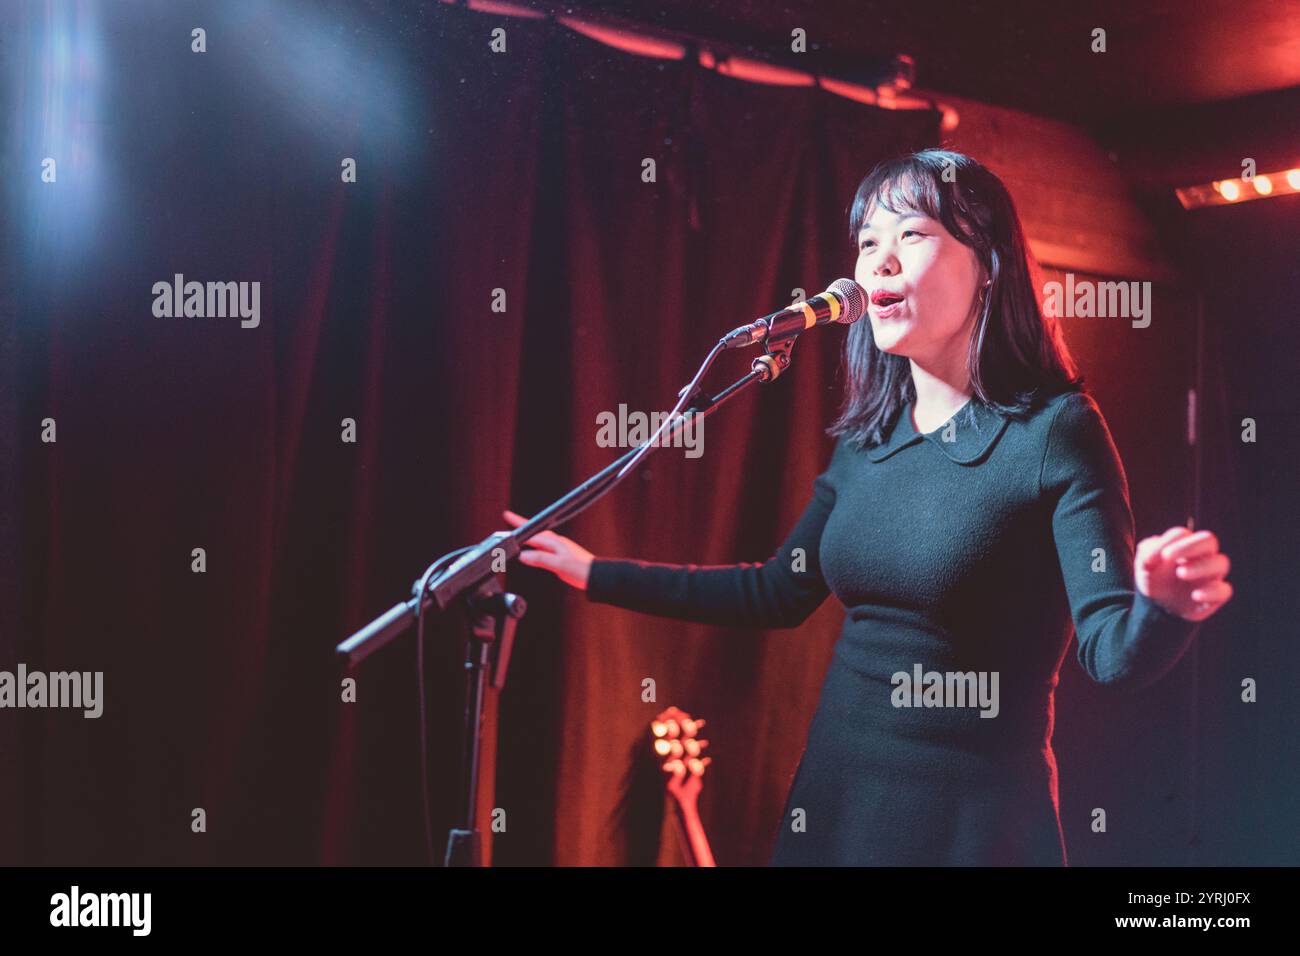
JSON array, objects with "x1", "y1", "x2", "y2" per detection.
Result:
[{"x1": 854, "y1": 201, "x2": 985, "y2": 367}]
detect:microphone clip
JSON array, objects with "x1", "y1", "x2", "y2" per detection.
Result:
[{"x1": 752, "y1": 332, "x2": 796, "y2": 383}]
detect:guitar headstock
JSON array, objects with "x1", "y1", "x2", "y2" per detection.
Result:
[{"x1": 650, "y1": 706, "x2": 711, "y2": 804}]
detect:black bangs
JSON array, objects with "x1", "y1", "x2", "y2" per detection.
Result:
[
  {"x1": 847, "y1": 151, "x2": 982, "y2": 249},
  {"x1": 850, "y1": 166, "x2": 937, "y2": 238}
]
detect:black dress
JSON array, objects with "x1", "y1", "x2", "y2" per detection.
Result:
[{"x1": 585, "y1": 389, "x2": 1202, "y2": 865}]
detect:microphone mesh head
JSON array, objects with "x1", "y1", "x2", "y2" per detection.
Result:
[{"x1": 828, "y1": 278, "x2": 868, "y2": 325}]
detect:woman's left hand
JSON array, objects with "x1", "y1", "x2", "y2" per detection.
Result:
[{"x1": 1136, "y1": 526, "x2": 1233, "y2": 622}]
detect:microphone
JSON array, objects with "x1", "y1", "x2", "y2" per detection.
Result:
[{"x1": 722, "y1": 279, "x2": 868, "y2": 349}]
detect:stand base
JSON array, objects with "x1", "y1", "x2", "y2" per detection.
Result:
[{"x1": 444, "y1": 828, "x2": 481, "y2": 867}]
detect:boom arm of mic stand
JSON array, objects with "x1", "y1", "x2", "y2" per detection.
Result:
[{"x1": 336, "y1": 336, "x2": 798, "y2": 667}]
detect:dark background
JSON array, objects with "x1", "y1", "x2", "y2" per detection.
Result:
[{"x1": 1, "y1": 0, "x2": 1296, "y2": 866}]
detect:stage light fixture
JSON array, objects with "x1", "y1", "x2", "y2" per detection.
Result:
[{"x1": 1176, "y1": 167, "x2": 1300, "y2": 209}]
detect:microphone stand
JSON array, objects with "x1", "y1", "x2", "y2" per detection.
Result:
[{"x1": 336, "y1": 333, "x2": 801, "y2": 866}]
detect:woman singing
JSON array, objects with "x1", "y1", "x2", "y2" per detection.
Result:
[{"x1": 503, "y1": 148, "x2": 1233, "y2": 866}]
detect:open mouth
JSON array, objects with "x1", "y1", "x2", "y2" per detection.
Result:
[{"x1": 871, "y1": 290, "x2": 906, "y2": 312}]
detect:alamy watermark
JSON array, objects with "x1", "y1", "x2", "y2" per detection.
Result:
[
  {"x1": 891, "y1": 664, "x2": 999, "y2": 718},
  {"x1": 152, "y1": 273, "x2": 261, "y2": 328},
  {"x1": 50, "y1": 886, "x2": 150, "y2": 936},
  {"x1": 596, "y1": 404, "x2": 703, "y2": 459},
  {"x1": 0, "y1": 664, "x2": 103, "y2": 718},
  {"x1": 1042, "y1": 273, "x2": 1150, "y2": 328}
]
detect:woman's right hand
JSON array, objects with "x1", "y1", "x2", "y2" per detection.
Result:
[{"x1": 502, "y1": 510, "x2": 594, "y2": 591}]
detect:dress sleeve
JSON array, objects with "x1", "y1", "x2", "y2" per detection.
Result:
[
  {"x1": 1041, "y1": 391, "x2": 1202, "y2": 691},
  {"x1": 583, "y1": 442, "x2": 839, "y2": 629}
]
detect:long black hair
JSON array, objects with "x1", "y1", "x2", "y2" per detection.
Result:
[{"x1": 828, "y1": 148, "x2": 1084, "y2": 449}]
